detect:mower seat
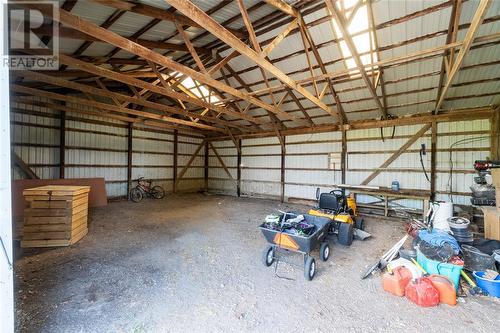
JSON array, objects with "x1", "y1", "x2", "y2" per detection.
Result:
[{"x1": 318, "y1": 193, "x2": 339, "y2": 212}]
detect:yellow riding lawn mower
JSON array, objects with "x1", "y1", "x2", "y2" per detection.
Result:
[{"x1": 308, "y1": 188, "x2": 370, "y2": 246}]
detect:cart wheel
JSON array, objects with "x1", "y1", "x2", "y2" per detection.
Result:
[
  {"x1": 338, "y1": 222, "x2": 354, "y2": 246},
  {"x1": 304, "y1": 256, "x2": 316, "y2": 281},
  {"x1": 355, "y1": 217, "x2": 364, "y2": 230},
  {"x1": 320, "y1": 242, "x2": 330, "y2": 261},
  {"x1": 262, "y1": 245, "x2": 275, "y2": 267}
]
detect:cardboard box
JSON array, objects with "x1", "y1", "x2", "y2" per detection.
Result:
[
  {"x1": 483, "y1": 207, "x2": 500, "y2": 241},
  {"x1": 492, "y1": 169, "x2": 500, "y2": 188}
]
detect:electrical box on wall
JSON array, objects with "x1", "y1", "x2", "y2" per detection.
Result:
[{"x1": 328, "y1": 152, "x2": 341, "y2": 170}]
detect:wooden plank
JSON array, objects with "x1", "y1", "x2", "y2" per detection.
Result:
[
  {"x1": 11, "y1": 152, "x2": 39, "y2": 179},
  {"x1": 59, "y1": 109, "x2": 66, "y2": 178},
  {"x1": 209, "y1": 142, "x2": 238, "y2": 187},
  {"x1": 13, "y1": 71, "x2": 239, "y2": 131},
  {"x1": 280, "y1": 136, "x2": 286, "y2": 203},
  {"x1": 491, "y1": 108, "x2": 500, "y2": 160},
  {"x1": 22, "y1": 231, "x2": 71, "y2": 241},
  {"x1": 326, "y1": 1, "x2": 387, "y2": 118},
  {"x1": 204, "y1": 142, "x2": 209, "y2": 192},
  {"x1": 24, "y1": 208, "x2": 68, "y2": 217},
  {"x1": 23, "y1": 223, "x2": 69, "y2": 233},
  {"x1": 434, "y1": 0, "x2": 491, "y2": 112},
  {"x1": 264, "y1": 0, "x2": 298, "y2": 17},
  {"x1": 24, "y1": 216, "x2": 69, "y2": 225},
  {"x1": 430, "y1": 121, "x2": 437, "y2": 200},
  {"x1": 21, "y1": 239, "x2": 71, "y2": 248},
  {"x1": 361, "y1": 123, "x2": 432, "y2": 185},
  {"x1": 70, "y1": 228, "x2": 88, "y2": 245},
  {"x1": 173, "y1": 129, "x2": 178, "y2": 193},
  {"x1": 56, "y1": 55, "x2": 261, "y2": 125},
  {"x1": 23, "y1": 185, "x2": 90, "y2": 196},
  {"x1": 237, "y1": 139, "x2": 242, "y2": 197},
  {"x1": 166, "y1": 0, "x2": 334, "y2": 121},
  {"x1": 34, "y1": 6, "x2": 295, "y2": 122},
  {"x1": 90, "y1": 0, "x2": 245, "y2": 37},
  {"x1": 176, "y1": 140, "x2": 206, "y2": 186}
]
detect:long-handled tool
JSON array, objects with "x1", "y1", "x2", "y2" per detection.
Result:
[
  {"x1": 460, "y1": 270, "x2": 484, "y2": 295},
  {"x1": 362, "y1": 235, "x2": 408, "y2": 279}
]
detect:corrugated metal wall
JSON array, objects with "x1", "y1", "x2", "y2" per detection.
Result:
[
  {"x1": 177, "y1": 135, "x2": 205, "y2": 192},
  {"x1": 241, "y1": 137, "x2": 281, "y2": 199},
  {"x1": 11, "y1": 97, "x2": 206, "y2": 198},
  {"x1": 208, "y1": 140, "x2": 238, "y2": 195},
  {"x1": 435, "y1": 119, "x2": 491, "y2": 205},
  {"x1": 285, "y1": 132, "x2": 342, "y2": 200},
  {"x1": 208, "y1": 119, "x2": 492, "y2": 209}
]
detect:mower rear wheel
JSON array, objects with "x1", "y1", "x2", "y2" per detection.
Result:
[
  {"x1": 262, "y1": 245, "x2": 275, "y2": 267},
  {"x1": 355, "y1": 217, "x2": 364, "y2": 230},
  {"x1": 320, "y1": 242, "x2": 330, "y2": 261},
  {"x1": 338, "y1": 222, "x2": 354, "y2": 246},
  {"x1": 304, "y1": 256, "x2": 316, "y2": 281}
]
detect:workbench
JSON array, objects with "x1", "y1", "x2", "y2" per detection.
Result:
[{"x1": 334, "y1": 184, "x2": 431, "y2": 219}]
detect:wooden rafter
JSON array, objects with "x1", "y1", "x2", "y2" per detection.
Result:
[
  {"x1": 264, "y1": 0, "x2": 299, "y2": 17},
  {"x1": 298, "y1": 15, "x2": 347, "y2": 124},
  {"x1": 326, "y1": 0, "x2": 387, "y2": 119},
  {"x1": 11, "y1": 83, "x2": 227, "y2": 132},
  {"x1": 434, "y1": 0, "x2": 491, "y2": 113},
  {"x1": 90, "y1": 0, "x2": 245, "y2": 38},
  {"x1": 57, "y1": 55, "x2": 262, "y2": 126},
  {"x1": 367, "y1": 0, "x2": 388, "y2": 115},
  {"x1": 27, "y1": 5, "x2": 301, "y2": 125},
  {"x1": 165, "y1": 0, "x2": 336, "y2": 121},
  {"x1": 249, "y1": 31, "x2": 500, "y2": 96}
]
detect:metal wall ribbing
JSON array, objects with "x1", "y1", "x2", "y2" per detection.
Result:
[{"x1": 10, "y1": 97, "x2": 205, "y2": 198}]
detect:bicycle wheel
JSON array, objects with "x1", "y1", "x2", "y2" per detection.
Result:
[
  {"x1": 151, "y1": 186, "x2": 165, "y2": 199},
  {"x1": 130, "y1": 188, "x2": 143, "y2": 203}
]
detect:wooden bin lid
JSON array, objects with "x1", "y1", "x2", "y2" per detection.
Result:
[{"x1": 23, "y1": 185, "x2": 91, "y2": 197}]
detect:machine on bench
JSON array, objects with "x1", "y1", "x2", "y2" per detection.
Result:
[{"x1": 308, "y1": 188, "x2": 369, "y2": 246}]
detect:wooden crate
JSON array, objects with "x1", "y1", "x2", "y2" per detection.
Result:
[{"x1": 21, "y1": 186, "x2": 90, "y2": 248}]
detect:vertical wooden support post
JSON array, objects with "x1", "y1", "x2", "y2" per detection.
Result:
[
  {"x1": 59, "y1": 110, "x2": 66, "y2": 179},
  {"x1": 204, "y1": 141, "x2": 209, "y2": 192},
  {"x1": 280, "y1": 136, "x2": 286, "y2": 203},
  {"x1": 341, "y1": 128, "x2": 347, "y2": 184},
  {"x1": 237, "y1": 139, "x2": 242, "y2": 197},
  {"x1": 127, "y1": 122, "x2": 133, "y2": 199},
  {"x1": 173, "y1": 129, "x2": 178, "y2": 193},
  {"x1": 491, "y1": 110, "x2": 499, "y2": 160},
  {"x1": 430, "y1": 121, "x2": 437, "y2": 201}
]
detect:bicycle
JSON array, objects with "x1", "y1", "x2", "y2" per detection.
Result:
[{"x1": 129, "y1": 177, "x2": 165, "y2": 203}]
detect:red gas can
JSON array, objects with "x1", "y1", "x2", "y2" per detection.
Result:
[
  {"x1": 428, "y1": 275, "x2": 457, "y2": 306},
  {"x1": 405, "y1": 277, "x2": 440, "y2": 307},
  {"x1": 382, "y1": 266, "x2": 412, "y2": 296}
]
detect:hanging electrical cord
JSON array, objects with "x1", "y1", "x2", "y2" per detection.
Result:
[
  {"x1": 380, "y1": 114, "x2": 396, "y2": 142},
  {"x1": 419, "y1": 143, "x2": 430, "y2": 183},
  {"x1": 447, "y1": 136, "x2": 491, "y2": 203}
]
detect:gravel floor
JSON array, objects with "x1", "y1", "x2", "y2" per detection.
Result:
[{"x1": 15, "y1": 193, "x2": 500, "y2": 332}]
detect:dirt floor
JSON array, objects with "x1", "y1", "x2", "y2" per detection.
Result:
[{"x1": 15, "y1": 193, "x2": 500, "y2": 332}]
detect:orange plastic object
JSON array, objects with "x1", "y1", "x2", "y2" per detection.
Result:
[
  {"x1": 382, "y1": 267, "x2": 412, "y2": 297},
  {"x1": 405, "y1": 277, "x2": 440, "y2": 307},
  {"x1": 428, "y1": 275, "x2": 457, "y2": 306}
]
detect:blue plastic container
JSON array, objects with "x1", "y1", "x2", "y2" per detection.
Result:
[
  {"x1": 473, "y1": 271, "x2": 500, "y2": 298},
  {"x1": 416, "y1": 248, "x2": 463, "y2": 290}
]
